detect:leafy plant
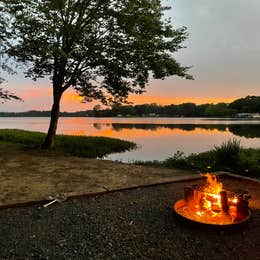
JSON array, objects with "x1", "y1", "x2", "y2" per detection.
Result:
[
  {"x1": 135, "y1": 139, "x2": 260, "y2": 178},
  {"x1": 212, "y1": 139, "x2": 241, "y2": 168}
]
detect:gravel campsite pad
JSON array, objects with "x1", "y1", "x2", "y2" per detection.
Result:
[{"x1": 0, "y1": 176, "x2": 259, "y2": 259}]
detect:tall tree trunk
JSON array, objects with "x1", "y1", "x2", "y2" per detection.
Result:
[{"x1": 42, "y1": 90, "x2": 62, "y2": 149}]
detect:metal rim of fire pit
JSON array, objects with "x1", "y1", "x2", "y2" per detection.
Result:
[{"x1": 173, "y1": 199, "x2": 252, "y2": 228}]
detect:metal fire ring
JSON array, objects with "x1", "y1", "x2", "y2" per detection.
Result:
[{"x1": 173, "y1": 199, "x2": 252, "y2": 229}]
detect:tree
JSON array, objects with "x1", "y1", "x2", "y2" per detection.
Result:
[
  {"x1": 178, "y1": 103, "x2": 197, "y2": 117},
  {"x1": 229, "y1": 96, "x2": 260, "y2": 113},
  {"x1": 0, "y1": 86, "x2": 22, "y2": 103},
  {"x1": 0, "y1": 5, "x2": 21, "y2": 103},
  {"x1": 92, "y1": 104, "x2": 102, "y2": 116},
  {"x1": 205, "y1": 103, "x2": 232, "y2": 117},
  {"x1": 2, "y1": 0, "x2": 192, "y2": 148}
]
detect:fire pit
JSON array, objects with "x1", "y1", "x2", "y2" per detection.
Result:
[{"x1": 173, "y1": 174, "x2": 251, "y2": 227}]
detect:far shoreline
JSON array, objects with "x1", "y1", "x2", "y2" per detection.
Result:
[{"x1": 0, "y1": 115, "x2": 260, "y2": 120}]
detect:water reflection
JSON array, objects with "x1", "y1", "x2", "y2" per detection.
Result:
[
  {"x1": 88, "y1": 122, "x2": 260, "y2": 162},
  {"x1": 98, "y1": 123, "x2": 260, "y2": 138},
  {"x1": 0, "y1": 117, "x2": 259, "y2": 162}
]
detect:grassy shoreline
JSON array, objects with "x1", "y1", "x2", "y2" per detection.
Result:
[
  {"x1": 135, "y1": 140, "x2": 260, "y2": 178},
  {"x1": 0, "y1": 129, "x2": 136, "y2": 158},
  {"x1": 0, "y1": 130, "x2": 259, "y2": 178}
]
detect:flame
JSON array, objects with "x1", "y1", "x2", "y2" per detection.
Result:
[
  {"x1": 175, "y1": 173, "x2": 251, "y2": 225},
  {"x1": 204, "y1": 173, "x2": 223, "y2": 194},
  {"x1": 198, "y1": 174, "x2": 224, "y2": 214},
  {"x1": 184, "y1": 174, "x2": 239, "y2": 224}
]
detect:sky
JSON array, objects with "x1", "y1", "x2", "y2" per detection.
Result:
[{"x1": 1, "y1": 0, "x2": 260, "y2": 112}]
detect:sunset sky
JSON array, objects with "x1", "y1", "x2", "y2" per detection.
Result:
[{"x1": 1, "y1": 0, "x2": 260, "y2": 112}]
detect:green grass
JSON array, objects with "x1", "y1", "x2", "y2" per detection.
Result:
[
  {"x1": 135, "y1": 139, "x2": 260, "y2": 178},
  {"x1": 0, "y1": 129, "x2": 136, "y2": 158}
]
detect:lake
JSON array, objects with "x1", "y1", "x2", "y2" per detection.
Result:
[{"x1": 0, "y1": 117, "x2": 260, "y2": 162}]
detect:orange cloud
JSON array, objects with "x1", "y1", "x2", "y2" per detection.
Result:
[
  {"x1": 63, "y1": 92, "x2": 84, "y2": 102},
  {"x1": 128, "y1": 95, "x2": 238, "y2": 105}
]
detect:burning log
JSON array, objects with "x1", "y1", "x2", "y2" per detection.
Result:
[
  {"x1": 220, "y1": 191, "x2": 229, "y2": 214},
  {"x1": 174, "y1": 174, "x2": 251, "y2": 226},
  {"x1": 235, "y1": 197, "x2": 250, "y2": 221},
  {"x1": 184, "y1": 187, "x2": 194, "y2": 202}
]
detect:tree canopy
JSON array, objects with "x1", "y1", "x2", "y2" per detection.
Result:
[
  {"x1": 0, "y1": 86, "x2": 22, "y2": 103},
  {"x1": 0, "y1": 6, "x2": 21, "y2": 103},
  {"x1": 1, "y1": 0, "x2": 192, "y2": 147},
  {"x1": 229, "y1": 96, "x2": 260, "y2": 113}
]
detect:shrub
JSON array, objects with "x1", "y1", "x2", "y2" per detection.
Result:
[
  {"x1": 135, "y1": 139, "x2": 259, "y2": 178},
  {"x1": 212, "y1": 139, "x2": 241, "y2": 168}
]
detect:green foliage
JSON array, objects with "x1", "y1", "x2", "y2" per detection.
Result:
[
  {"x1": 1, "y1": 0, "x2": 192, "y2": 105},
  {"x1": 164, "y1": 151, "x2": 190, "y2": 168},
  {"x1": 0, "y1": 95, "x2": 252, "y2": 117},
  {"x1": 0, "y1": 88, "x2": 22, "y2": 103},
  {"x1": 229, "y1": 96, "x2": 260, "y2": 113},
  {"x1": 177, "y1": 103, "x2": 198, "y2": 117},
  {"x1": 1, "y1": 0, "x2": 193, "y2": 147},
  {"x1": 0, "y1": 6, "x2": 21, "y2": 102},
  {"x1": 212, "y1": 139, "x2": 241, "y2": 167},
  {"x1": 91, "y1": 96, "x2": 259, "y2": 117},
  {"x1": 237, "y1": 149, "x2": 260, "y2": 174},
  {"x1": 135, "y1": 139, "x2": 260, "y2": 177},
  {"x1": 0, "y1": 129, "x2": 136, "y2": 158},
  {"x1": 204, "y1": 103, "x2": 234, "y2": 117}
]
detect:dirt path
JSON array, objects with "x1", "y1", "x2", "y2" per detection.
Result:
[{"x1": 0, "y1": 144, "x2": 197, "y2": 207}]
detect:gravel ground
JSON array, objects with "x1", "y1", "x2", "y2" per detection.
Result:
[{"x1": 0, "y1": 177, "x2": 259, "y2": 260}]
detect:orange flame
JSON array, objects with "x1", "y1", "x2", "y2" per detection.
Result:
[
  {"x1": 174, "y1": 173, "x2": 250, "y2": 225},
  {"x1": 204, "y1": 173, "x2": 223, "y2": 194},
  {"x1": 194, "y1": 174, "x2": 238, "y2": 224}
]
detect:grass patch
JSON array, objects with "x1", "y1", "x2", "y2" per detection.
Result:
[
  {"x1": 135, "y1": 139, "x2": 260, "y2": 178},
  {"x1": 0, "y1": 129, "x2": 136, "y2": 158}
]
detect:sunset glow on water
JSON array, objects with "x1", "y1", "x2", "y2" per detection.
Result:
[{"x1": 1, "y1": 117, "x2": 259, "y2": 162}]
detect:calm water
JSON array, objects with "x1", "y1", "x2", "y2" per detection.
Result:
[{"x1": 0, "y1": 117, "x2": 260, "y2": 162}]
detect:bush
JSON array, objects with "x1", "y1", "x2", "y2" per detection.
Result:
[
  {"x1": 164, "y1": 151, "x2": 192, "y2": 169},
  {"x1": 212, "y1": 139, "x2": 241, "y2": 168},
  {"x1": 237, "y1": 149, "x2": 260, "y2": 176},
  {"x1": 135, "y1": 139, "x2": 260, "y2": 178}
]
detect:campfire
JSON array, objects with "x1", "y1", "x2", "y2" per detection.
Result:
[{"x1": 174, "y1": 174, "x2": 251, "y2": 226}]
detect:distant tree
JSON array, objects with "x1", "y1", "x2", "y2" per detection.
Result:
[
  {"x1": 93, "y1": 104, "x2": 102, "y2": 117},
  {"x1": 229, "y1": 96, "x2": 260, "y2": 113},
  {"x1": 205, "y1": 103, "x2": 233, "y2": 117},
  {"x1": 161, "y1": 104, "x2": 180, "y2": 116},
  {"x1": 117, "y1": 105, "x2": 135, "y2": 116},
  {"x1": 197, "y1": 104, "x2": 210, "y2": 117},
  {"x1": 178, "y1": 103, "x2": 197, "y2": 117},
  {"x1": 2, "y1": 0, "x2": 192, "y2": 148}
]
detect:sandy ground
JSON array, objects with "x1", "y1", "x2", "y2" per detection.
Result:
[
  {"x1": 0, "y1": 144, "x2": 198, "y2": 207},
  {"x1": 0, "y1": 176, "x2": 259, "y2": 259}
]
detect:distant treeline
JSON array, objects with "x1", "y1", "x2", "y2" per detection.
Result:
[
  {"x1": 0, "y1": 110, "x2": 88, "y2": 117},
  {"x1": 0, "y1": 96, "x2": 260, "y2": 117}
]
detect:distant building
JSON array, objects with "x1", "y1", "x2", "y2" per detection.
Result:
[
  {"x1": 252, "y1": 113, "x2": 260, "y2": 119},
  {"x1": 236, "y1": 113, "x2": 253, "y2": 118},
  {"x1": 235, "y1": 113, "x2": 260, "y2": 118}
]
